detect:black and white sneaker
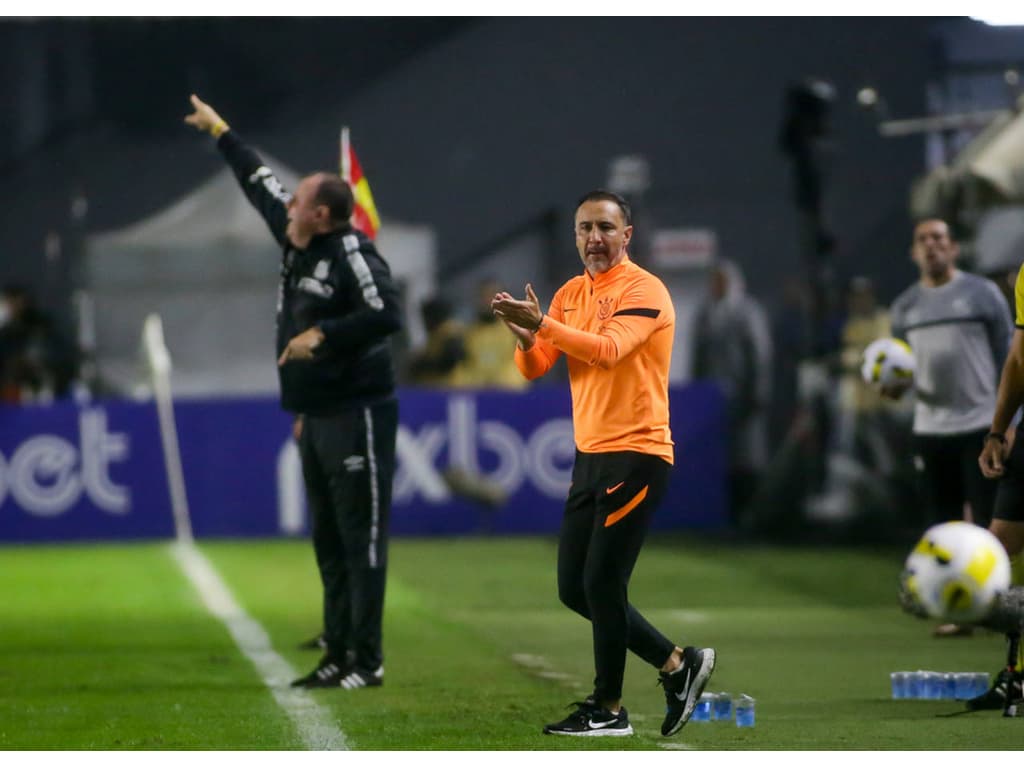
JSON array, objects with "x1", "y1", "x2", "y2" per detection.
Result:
[
  {"x1": 659, "y1": 646, "x2": 717, "y2": 736},
  {"x1": 290, "y1": 655, "x2": 350, "y2": 688},
  {"x1": 543, "y1": 700, "x2": 634, "y2": 737},
  {"x1": 339, "y1": 666, "x2": 384, "y2": 690}
]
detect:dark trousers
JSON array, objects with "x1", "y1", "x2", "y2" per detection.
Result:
[
  {"x1": 557, "y1": 450, "x2": 676, "y2": 703},
  {"x1": 299, "y1": 398, "x2": 398, "y2": 672},
  {"x1": 913, "y1": 428, "x2": 997, "y2": 529},
  {"x1": 994, "y1": 437, "x2": 1024, "y2": 523}
]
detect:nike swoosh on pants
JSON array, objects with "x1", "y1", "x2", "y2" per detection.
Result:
[{"x1": 604, "y1": 485, "x2": 648, "y2": 527}]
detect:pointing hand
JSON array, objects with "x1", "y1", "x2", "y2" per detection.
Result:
[{"x1": 184, "y1": 94, "x2": 229, "y2": 136}]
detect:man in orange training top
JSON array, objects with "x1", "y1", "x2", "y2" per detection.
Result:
[{"x1": 491, "y1": 189, "x2": 716, "y2": 737}]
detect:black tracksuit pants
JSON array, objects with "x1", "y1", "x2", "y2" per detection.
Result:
[
  {"x1": 913, "y1": 428, "x2": 997, "y2": 529},
  {"x1": 299, "y1": 398, "x2": 398, "y2": 673},
  {"x1": 557, "y1": 450, "x2": 676, "y2": 703}
]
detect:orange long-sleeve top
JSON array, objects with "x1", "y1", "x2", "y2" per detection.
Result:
[{"x1": 514, "y1": 255, "x2": 675, "y2": 464}]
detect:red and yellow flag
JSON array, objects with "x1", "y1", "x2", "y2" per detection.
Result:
[{"x1": 340, "y1": 127, "x2": 381, "y2": 240}]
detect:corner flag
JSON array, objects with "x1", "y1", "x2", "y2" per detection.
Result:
[{"x1": 340, "y1": 126, "x2": 381, "y2": 240}]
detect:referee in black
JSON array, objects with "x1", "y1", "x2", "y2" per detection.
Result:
[{"x1": 185, "y1": 95, "x2": 402, "y2": 690}]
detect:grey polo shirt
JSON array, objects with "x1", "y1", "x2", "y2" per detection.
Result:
[{"x1": 890, "y1": 270, "x2": 1012, "y2": 435}]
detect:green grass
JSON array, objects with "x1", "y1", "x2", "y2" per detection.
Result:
[{"x1": 1, "y1": 534, "x2": 1021, "y2": 749}]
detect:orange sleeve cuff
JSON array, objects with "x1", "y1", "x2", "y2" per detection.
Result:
[{"x1": 514, "y1": 333, "x2": 559, "y2": 379}]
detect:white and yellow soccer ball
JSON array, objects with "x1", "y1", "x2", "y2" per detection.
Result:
[
  {"x1": 901, "y1": 521, "x2": 1012, "y2": 624},
  {"x1": 861, "y1": 337, "x2": 916, "y2": 389}
]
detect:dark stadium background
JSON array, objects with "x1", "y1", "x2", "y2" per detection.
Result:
[
  {"x1": 2, "y1": 16, "x2": 986, "y2": 310},
  {"x1": 3, "y1": 16, "x2": 1024, "y2": 544}
]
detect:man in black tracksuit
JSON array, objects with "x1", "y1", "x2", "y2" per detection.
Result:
[{"x1": 185, "y1": 94, "x2": 402, "y2": 689}]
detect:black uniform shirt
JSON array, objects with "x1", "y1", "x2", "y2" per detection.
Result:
[{"x1": 218, "y1": 131, "x2": 403, "y2": 416}]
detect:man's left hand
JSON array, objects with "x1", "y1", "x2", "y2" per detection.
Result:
[{"x1": 278, "y1": 327, "x2": 325, "y2": 365}]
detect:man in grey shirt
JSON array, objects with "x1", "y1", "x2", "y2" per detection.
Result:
[{"x1": 889, "y1": 218, "x2": 1012, "y2": 634}]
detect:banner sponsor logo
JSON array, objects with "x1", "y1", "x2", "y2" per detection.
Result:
[
  {"x1": 1, "y1": 384, "x2": 723, "y2": 541},
  {"x1": 393, "y1": 395, "x2": 574, "y2": 502},
  {"x1": 0, "y1": 409, "x2": 130, "y2": 517}
]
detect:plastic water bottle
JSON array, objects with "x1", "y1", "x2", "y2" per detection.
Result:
[
  {"x1": 890, "y1": 671, "x2": 909, "y2": 699},
  {"x1": 735, "y1": 694, "x2": 755, "y2": 727},
  {"x1": 922, "y1": 670, "x2": 942, "y2": 699},
  {"x1": 953, "y1": 672, "x2": 973, "y2": 700},
  {"x1": 941, "y1": 672, "x2": 956, "y2": 699},
  {"x1": 712, "y1": 692, "x2": 732, "y2": 721},
  {"x1": 906, "y1": 670, "x2": 925, "y2": 699},
  {"x1": 971, "y1": 672, "x2": 991, "y2": 698},
  {"x1": 691, "y1": 693, "x2": 713, "y2": 722}
]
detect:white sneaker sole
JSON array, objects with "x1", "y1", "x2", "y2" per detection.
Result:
[{"x1": 544, "y1": 726, "x2": 634, "y2": 737}]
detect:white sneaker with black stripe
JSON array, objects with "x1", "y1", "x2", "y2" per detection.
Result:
[{"x1": 339, "y1": 666, "x2": 384, "y2": 690}]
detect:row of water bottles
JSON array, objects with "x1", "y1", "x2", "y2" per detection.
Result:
[
  {"x1": 690, "y1": 692, "x2": 756, "y2": 727},
  {"x1": 889, "y1": 671, "x2": 990, "y2": 700}
]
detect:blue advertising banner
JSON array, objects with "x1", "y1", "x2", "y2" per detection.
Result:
[{"x1": 0, "y1": 383, "x2": 725, "y2": 542}]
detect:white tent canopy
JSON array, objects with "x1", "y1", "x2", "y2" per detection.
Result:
[{"x1": 84, "y1": 154, "x2": 436, "y2": 398}]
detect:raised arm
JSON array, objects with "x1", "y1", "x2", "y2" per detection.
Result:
[{"x1": 184, "y1": 94, "x2": 291, "y2": 246}]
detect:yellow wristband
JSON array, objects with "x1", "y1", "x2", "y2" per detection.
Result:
[{"x1": 210, "y1": 120, "x2": 229, "y2": 139}]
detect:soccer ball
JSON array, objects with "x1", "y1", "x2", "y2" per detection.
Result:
[
  {"x1": 861, "y1": 337, "x2": 915, "y2": 388},
  {"x1": 901, "y1": 521, "x2": 1011, "y2": 624}
]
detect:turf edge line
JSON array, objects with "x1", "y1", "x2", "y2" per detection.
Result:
[{"x1": 170, "y1": 540, "x2": 348, "y2": 750}]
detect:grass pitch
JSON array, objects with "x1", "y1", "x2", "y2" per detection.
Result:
[{"x1": 1, "y1": 534, "x2": 1021, "y2": 750}]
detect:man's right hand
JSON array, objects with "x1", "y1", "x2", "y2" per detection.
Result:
[
  {"x1": 184, "y1": 94, "x2": 228, "y2": 136},
  {"x1": 979, "y1": 433, "x2": 1009, "y2": 479},
  {"x1": 879, "y1": 381, "x2": 911, "y2": 400}
]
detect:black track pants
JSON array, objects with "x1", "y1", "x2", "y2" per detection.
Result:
[
  {"x1": 557, "y1": 450, "x2": 676, "y2": 703},
  {"x1": 300, "y1": 398, "x2": 397, "y2": 671}
]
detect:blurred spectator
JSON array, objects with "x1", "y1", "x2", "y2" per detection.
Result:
[
  {"x1": 691, "y1": 261, "x2": 774, "y2": 525},
  {"x1": 987, "y1": 265, "x2": 1020, "y2": 315},
  {"x1": 406, "y1": 296, "x2": 467, "y2": 387},
  {"x1": 457, "y1": 278, "x2": 529, "y2": 390},
  {"x1": 889, "y1": 219, "x2": 1011, "y2": 636},
  {"x1": 770, "y1": 274, "x2": 810, "y2": 445},
  {"x1": 808, "y1": 276, "x2": 914, "y2": 523},
  {"x1": 837, "y1": 276, "x2": 894, "y2": 440},
  {"x1": 0, "y1": 284, "x2": 76, "y2": 403},
  {"x1": 406, "y1": 293, "x2": 507, "y2": 515}
]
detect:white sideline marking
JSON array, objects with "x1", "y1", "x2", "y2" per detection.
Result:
[
  {"x1": 170, "y1": 540, "x2": 348, "y2": 750},
  {"x1": 512, "y1": 653, "x2": 582, "y2": 690},
  {"x1": 663, "y1": 610, "x2": 710, "y2": 624},
  {"x1": 513, "y1": 655, "x2": 574, "y2": 681}
]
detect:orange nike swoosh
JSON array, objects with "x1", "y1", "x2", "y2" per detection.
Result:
[
  {"x1": 605, "y1": 481, "x2": 625, "y2": 495},
  {"x1": 604, "y1": 485, "x2": 649, "y2": 527}
]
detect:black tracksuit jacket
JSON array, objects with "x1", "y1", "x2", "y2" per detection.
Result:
[{"x1": 217, "y1": 130, "x2": 403, "y2": 416}]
